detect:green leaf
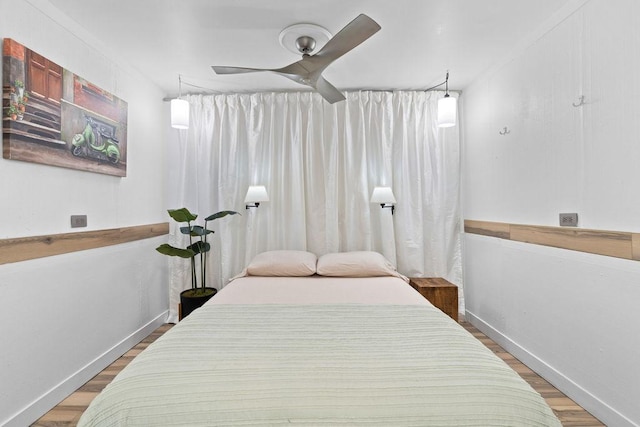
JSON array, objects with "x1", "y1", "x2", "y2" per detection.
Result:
[
  {"x1": 188, "y1": 241, "x2": 211, "y2": 254},
  {"x1": 167, "y1": 208, "x2": 197, "y2": 223},
  {"x1": 190, "y1": 225, "x2": 214, "y2": 237},
  {"x1": 205, "y1": 210, "x2": 240, "y2": 221},
  {"x1": 179, "y1": 226, "x2": 192, "y2": 235},
  {"x1": 156, "y1": 244, "x2": 195, "y2": 258}
]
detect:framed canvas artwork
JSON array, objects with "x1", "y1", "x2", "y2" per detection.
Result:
[{"x1": 2, "y1": 38, "x2": 128, "y2": 177}]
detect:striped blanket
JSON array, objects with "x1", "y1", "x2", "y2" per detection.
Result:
[{"x1": 79, "y1": 303, "x2": 561, "y2": 426}]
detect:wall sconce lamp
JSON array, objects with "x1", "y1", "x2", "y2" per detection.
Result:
[
  {"x1": 426, "y1": 71, "x2": 457, "y2": 128},
  {"x1": 244, "y1": 185, "x2": 269, "y2": 209},
  {"x1": 371, "y1": 186, "x2": 396, "y2": 215},
  {"x1": 171, "y1": 75, "x2": 189, "y2": 129}
]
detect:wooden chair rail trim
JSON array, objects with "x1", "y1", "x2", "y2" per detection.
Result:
[
  {"x1": 0, "y1": 222, "x2": 169, "y2": 265},
  {"x1": 465, "y1": 219, "x2": 639, "y2": 262}
]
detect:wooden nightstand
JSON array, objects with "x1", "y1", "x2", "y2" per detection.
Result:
[{"x1": 409, "y1": 277, "x2": 458, "y2": 322}]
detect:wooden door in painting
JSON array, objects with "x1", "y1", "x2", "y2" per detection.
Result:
[{"x1": 26, "y1": 50, "x2": 62, "y2": 104}]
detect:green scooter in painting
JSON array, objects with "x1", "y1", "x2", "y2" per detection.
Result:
[{"x1": 71, "y1": 116, "x2": 120, "y2": 164}]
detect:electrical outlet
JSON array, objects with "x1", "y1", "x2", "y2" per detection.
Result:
[
  {"x1": 70, "y1": 215, "x2": 87, "y2": 228},
  {"x1": 559, "y1": 213, "x2": 578, "y2": 227}
]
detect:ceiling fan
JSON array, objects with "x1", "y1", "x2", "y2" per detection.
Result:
[{"x1": 212, "y1": 14, "x2": 381, "y2": 104}]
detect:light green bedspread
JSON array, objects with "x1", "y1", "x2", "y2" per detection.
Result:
[{"x1": 79, "y1": 304, "x2": 561, "y2": 426}]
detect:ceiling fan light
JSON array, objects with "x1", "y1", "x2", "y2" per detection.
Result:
[
  {"x1": 171, "y1": 98, "x2": 189, "y2": 129},
  {"x1": 437, "y1": 95, "x2": 457, "y2": 128}
]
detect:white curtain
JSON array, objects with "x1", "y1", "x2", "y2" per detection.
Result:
[{"x1": 167, "y1": 90, "x2": 461, "y2": 322}]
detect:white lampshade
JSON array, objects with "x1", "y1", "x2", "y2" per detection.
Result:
[
  {"x1": 171, "y1": 98, "x2": 189, "y2": 129},
  {"x1": 370, "y1": 187, "x2": 396, "y2": 204},
  {"x1": 244, "y1": 185, "x2": 269, "y2": 203},
  {"x1": 437, "y1": 95, "x2": 457, "y2": 128}
]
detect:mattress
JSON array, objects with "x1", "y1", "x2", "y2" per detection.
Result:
[
  {"x1": 78, "y1": 277, "x2": 561, "y2": 426},
  {"x1": 210, "y1": 276, "x2": 430, "y2": 305}
]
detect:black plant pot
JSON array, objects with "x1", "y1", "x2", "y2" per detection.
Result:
[{"x1": 179, "y1": 287, "x2": 217, "y2": 320}]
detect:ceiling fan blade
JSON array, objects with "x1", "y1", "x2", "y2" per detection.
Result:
[
  {"x1": 212, "y1": 66, "x2": 271, "y2": 75},
  {"x1": 213, "y1": 61, "x2": 316, "y2": 88},
  {"x1": 314, "y1": 76, "x2": 346, "y2": 104},
  {"x1": 314, "y1": 14, "x2": 381, "y2": 64},
  {"x1": 274, "y1": 61, "x2": 312, "y2": 79}
]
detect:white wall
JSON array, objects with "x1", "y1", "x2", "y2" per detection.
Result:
[
  {"x1": 0, "y1": 1, "x2": 169, "y2": 425},
  {"x1": 462, "y1": 0, "x2": 640, "y2": 425}
]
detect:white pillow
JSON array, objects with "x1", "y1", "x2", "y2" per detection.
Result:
[
  {"x1": 246, "y1": 250, "x2": 317, "y2": 277},
  {"x1": 316, "y1": 251, "x2": 407, "y2": 281}
]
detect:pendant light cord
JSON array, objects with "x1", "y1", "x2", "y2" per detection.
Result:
[{"x1": 424, "y1": 70, "x2": 450, "y2": 93}]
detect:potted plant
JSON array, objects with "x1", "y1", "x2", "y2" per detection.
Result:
[
  {"x1": 8, "y1": 80, "x2": 28, "y2": 120},
  {"x1": 156, "y1": 207, "x2": 239, "y2": 319},
  {"x1": 13, "y1": 79, "x2": 25, "y2": 98},
  {"x1": 7, "y1": 104, "x2": 18, "y2": 120}
]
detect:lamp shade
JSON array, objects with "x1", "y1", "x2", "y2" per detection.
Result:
[
  {"x1": 370, "y1": 186, "x2": 396, "y2": 204},
  {"x1": 171, "y1": 98, "x2": 189, "y2": 129},
  {"x1": 437, "y1": 95, "x2": 457, "y2": 128},
  {"x1": 244, "y1": 185, "x2": 269, "y2": 203}
]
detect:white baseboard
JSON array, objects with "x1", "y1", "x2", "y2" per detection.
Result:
[
  {"x1": 4, "y1": 311, "x2": 168, "y2": 427},
  {"x1": 466, "y1": 310, "x2": 638, "y2": 427}
]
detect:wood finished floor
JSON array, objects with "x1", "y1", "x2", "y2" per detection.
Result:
[{"x1": 32, "y1": 321, "x2": 604, "y2": 426}]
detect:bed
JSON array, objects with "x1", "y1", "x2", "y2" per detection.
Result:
[{"x1": 79, "y1": 251, "x2": 561, "y2": 426}]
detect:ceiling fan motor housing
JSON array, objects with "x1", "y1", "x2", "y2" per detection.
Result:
[{"x1": 295, "y1": 36, "x2": 316, "y2": 54}]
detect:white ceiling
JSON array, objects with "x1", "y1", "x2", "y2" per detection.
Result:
[{"x1": 44, "y1": 0, "x2": 573, "y2": 99}]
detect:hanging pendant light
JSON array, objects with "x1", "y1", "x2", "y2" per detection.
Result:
[
  {"x1": 171, "y1": 75, "x2": 189, "y2": 129},
  {"x1": 437, "y1": 71, "x2": 457, "y2": 128},
  {"x1": 437, "y1": 96, "x2": 457, "y2": 128}
]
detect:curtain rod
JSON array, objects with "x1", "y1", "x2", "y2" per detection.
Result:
[{"x1": 162, "y1": 86, "x2": 458, "y2": 102}]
